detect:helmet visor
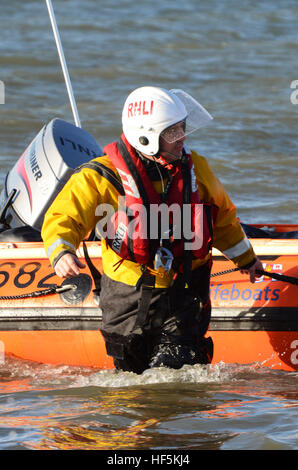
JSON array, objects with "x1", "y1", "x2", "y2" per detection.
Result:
[{"x1": 160, "y1": 89, "x2": 213, "y2": 144}]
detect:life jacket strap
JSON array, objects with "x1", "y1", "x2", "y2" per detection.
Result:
[
  {"x1": 82, "y1": 241, "x2": 102, "y2": 302},
  {"x1": 75, "y1": 161, "x2": 125, "y2": 196},
  {"x1": 181, "y1": 154, "x2": 193, "y2": 288},
  {"x1": 133, "y1": 267, "x2": 156, "y2": 332}
]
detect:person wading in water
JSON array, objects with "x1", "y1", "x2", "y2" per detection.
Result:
[{"x1": 42, "y1": 86, "x2": 262, "y2": 374}]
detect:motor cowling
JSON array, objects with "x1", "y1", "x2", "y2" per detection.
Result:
[{"x1": 0, "y1": 118, "x2": 103, "y2": 232}]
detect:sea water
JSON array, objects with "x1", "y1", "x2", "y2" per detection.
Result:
[{"x1": 0, "y1": 357, "x2": 297, "y2": 450}]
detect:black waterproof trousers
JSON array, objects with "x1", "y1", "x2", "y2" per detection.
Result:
[{"x1": 99, "y1": 261, "x2": 213, "y2": 374}]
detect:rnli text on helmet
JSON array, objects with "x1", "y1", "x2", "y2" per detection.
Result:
[{"x1": 127, "y1": 100, "x2": 154, "y2": 117}]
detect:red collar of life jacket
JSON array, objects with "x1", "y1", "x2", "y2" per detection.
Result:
[{"x1": 103, "y1": 134, "x2": 213, "y2": 266}]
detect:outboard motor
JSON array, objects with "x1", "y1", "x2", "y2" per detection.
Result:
[{"x1": 0, "y1": 118, "x2": 103, "y2": 240}]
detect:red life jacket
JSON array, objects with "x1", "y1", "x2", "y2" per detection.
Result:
[{"x1": 103, "y1": 134, "x2": 214, "y2": 267}]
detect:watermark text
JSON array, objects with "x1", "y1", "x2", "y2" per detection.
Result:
[
  {"x1": 0, "y1": 80, "x2": 4, "y2": 104},
  {"x1": 0, "y1": 340, "x2": 4, "y2": 364},
  {"x1": 95, "y1": 200, "x2": 205, "y2": 251},
  {"x1": 290, "y1": 80, "x2": 298, "y2": 104},
  {"x1": 290, "y1": 340, "x2": 298, "y2": 365}
]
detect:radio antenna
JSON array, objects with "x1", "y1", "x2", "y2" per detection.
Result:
[{"x1": 45, "y1": 0, "x2": 81, "y2": 127}]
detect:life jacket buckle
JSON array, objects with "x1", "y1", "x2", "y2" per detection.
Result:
[{"x1": 154, "y1": 246, "x2": 174, "y2": 273}]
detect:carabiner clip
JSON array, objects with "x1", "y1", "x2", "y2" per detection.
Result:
[{"x1": 154, "y1": 246, "x2": 174, "y2": 273}]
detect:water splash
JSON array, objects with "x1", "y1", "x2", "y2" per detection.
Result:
[{"x1": 1, "y1": 356, "x2": 295, "y2": 392}]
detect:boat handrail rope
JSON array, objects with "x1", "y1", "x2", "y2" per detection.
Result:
[
  {"x1": 0, "y1": 268, "x2": 296, "y2": 301},
  {"x1": 0, "y1": 284, "x2": 76, "y2": 300}
]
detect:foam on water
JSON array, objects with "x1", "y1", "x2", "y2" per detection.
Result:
[{"x1": 0, "y1": 356, "x2": 295, "y2": 392}]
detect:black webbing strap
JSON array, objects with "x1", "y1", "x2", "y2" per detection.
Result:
[
  {"x1": 75, "y1": 161, "x2": 125, "y2": 196},
  {"x1": 116, "y1": 140, "x2": 158, "y2": 331},
  {"x1": 132, "y1": 269, "x2": 156, "y2": 332},
  {"x1": 181, "y1": 155, "x2": 193, "y2": 288},
  {"x1": 117, "y1": 138, "x2": 156, "y2": 262},
  {"x1": 82, "y1": 241, "x2": 102, "y2": 296}
]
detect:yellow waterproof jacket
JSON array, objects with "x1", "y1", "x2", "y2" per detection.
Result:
[{"x1": 41, "y1": 150, "x2": 256, "y2": 288}]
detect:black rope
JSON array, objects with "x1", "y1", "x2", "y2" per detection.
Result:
[
  {"x1": 211, "y1": 267, "x2": 240, "y2": 277},
  {"x1": 0, "y1": 284, "x2": 76, "y2": 301}
]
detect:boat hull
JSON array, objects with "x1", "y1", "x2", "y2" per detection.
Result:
[
  {"x1": 0, "y1": 328, "x2": 297, "y2": 372},
  {"x1": 0, "y1": 230, "x2": 297, "y2": 371}
]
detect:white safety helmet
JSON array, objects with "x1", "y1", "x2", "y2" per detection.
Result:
[{"x1": 122, "y1": 86, "x2": 213, "y2": 155}]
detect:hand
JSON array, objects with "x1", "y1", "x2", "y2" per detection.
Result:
[
  {"x1": 54, "y1": 253, "x2": 86, "y2": 278},
  {"x1": 240, "y1": 258, "x2": 263, "y2": 283}
]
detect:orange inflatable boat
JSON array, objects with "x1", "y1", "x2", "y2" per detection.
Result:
[
  {"x1": 0, "y1": 119, "x2": 296, "y2": 372},
  {"x1": 0, "y1": 223, "x2": 297, "y2": 372}
]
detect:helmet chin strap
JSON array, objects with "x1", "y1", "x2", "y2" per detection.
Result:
[
  {"x1": 137, "y1": 147, "x2": 185, "y2": 163},
  {"x1": 156, "y1": 146, "x2": 186, "y2": 162},
  {"x1": 159, "y1": 150, "x2": 182, "y2": 160}
]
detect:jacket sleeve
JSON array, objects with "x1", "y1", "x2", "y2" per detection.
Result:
[
  {"x1": 41, "y1": 158, "x2": 120, "y2": 267},
  {"x1": 191, "y1": 151, "x2": 256, "y2": 268}
]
